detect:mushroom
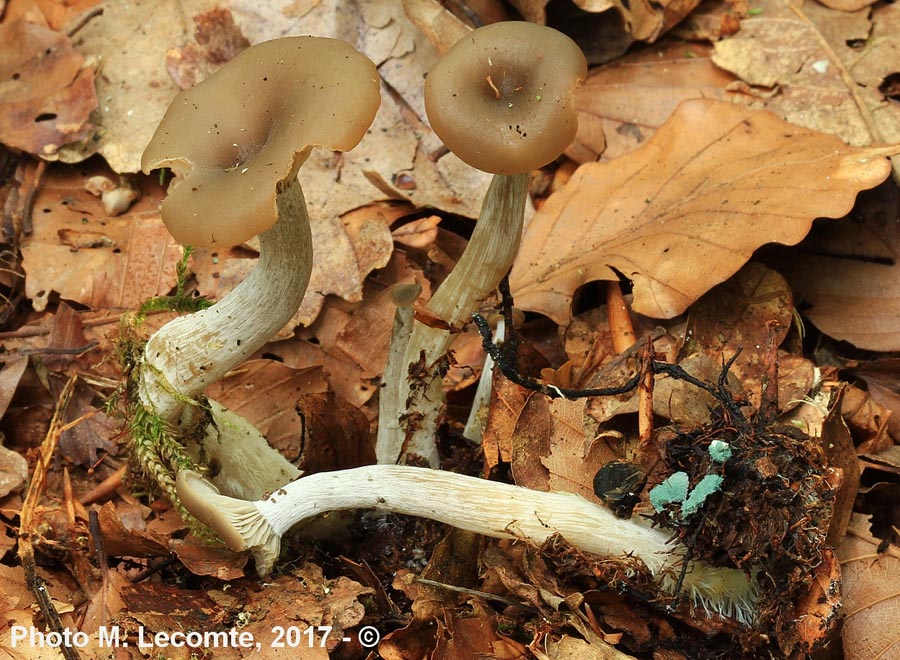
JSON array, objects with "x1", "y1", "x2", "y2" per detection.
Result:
[
  {"x1": 134, "y1": 37, "x2": 380, "y2": 501},
  {"x1": 176, "y1": 465, "x2": 759, "y2": 624},
  {"x1": 378, "y1": 22, "x2": 586, "y2": 465}
]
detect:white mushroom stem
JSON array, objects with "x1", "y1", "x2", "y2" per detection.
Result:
[
  {"x1": 381, "y1": 173, "x2": 529, "y2": 466},
  {"x1": 139, "y1": 178, "x2": 312, "y2": 428},
  {"x1": 376, "y1": 285, "x2": 420, "y2": 465},
  {"x1": 177, "y1": 465, "x2": 758, "y2": 623},
  {"x1": 463, "y1": 318, "x2": 504, "y2": 443}
]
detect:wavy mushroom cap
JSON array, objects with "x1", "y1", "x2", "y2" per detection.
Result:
[
  {"x1": 142, "y1": 37, "x2": 380, "y2": 247},
  {"x1": 424, "y1": 22, "x2": 586, "y2": 175}
]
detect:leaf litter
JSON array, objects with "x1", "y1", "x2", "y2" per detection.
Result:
[{"x1": 0, "y1": 1, "x2": 899, "y2": 659}]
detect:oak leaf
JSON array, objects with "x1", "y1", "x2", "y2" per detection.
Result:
[{"x1": 509, "y1": 98, "x2": 898, "y2": 323}]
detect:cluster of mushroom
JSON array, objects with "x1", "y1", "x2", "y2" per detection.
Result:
[{"x1": 137, "y1": 24, "x2": 758, "y2": 624}]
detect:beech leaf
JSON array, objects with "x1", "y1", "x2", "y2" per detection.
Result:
[{"x1": 510, "y1": 98, "x2": 899, "y2": 323}]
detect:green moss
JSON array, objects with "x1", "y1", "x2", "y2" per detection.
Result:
[
  {"x1": 134, "y1": 246, "x2": 212, "y2": 325},
  {"x1": 114, "y1": 245, "x2": 215, "y2": 538}
]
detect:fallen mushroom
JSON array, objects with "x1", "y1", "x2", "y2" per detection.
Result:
[
  {"x1": 177, "y1": 466, "x2": 759, "y2": 624},
  {"x1": 133, "y1": 37, "x2": 380, "y2": 503},
  {"x1": 378, "y1": 22, "x2": 586, "y2": 465}
]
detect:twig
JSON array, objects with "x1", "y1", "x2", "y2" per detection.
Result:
[
  {"x1": 66, "y1": 6, "x2": 104, "y2": 37},
  {"x1": 472, "y1": 301, "x2": 750, "y2": 431},
  {"x1": 21, "y1": 158, "x2": 47, "y2": 236},
  {"x1": 80, "y1": 464, "x2": 127, "y2": 505},
  {"x1": 414, "y1": 576, "x2": 540, "y2": 613},
  {"x1": 129, "y1": 556, "x2": 179, "y2": 583},
  {"x1": 18, "y1": 375, "x2": 81, "y2": 660},
  {"x1": 0, "y1": 341, "x2": 99, "y2": 362},
  {"x1": 88, "y1": 509, "x2": 111, "y2": 624}
]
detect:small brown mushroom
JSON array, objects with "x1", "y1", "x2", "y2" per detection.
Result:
[
  {"x1": 378, "y1": 23, "x2": 586, "y2": 465},
  {"x1": 137, "y1": 37, "x2": 379, "y2": 500}
]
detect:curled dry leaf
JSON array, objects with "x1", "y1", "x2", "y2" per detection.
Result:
[
  {"x1": 854, "y1": 358, "x2": 900, "y2": 441},
  {"x1": 401, "y1": 0, "x2": 469, "y2": 55},
  {"x1": 510, "y1": 98, "x2": 899, "y2": 323},
  {"x1": 0, "y1": 19, "x2": 97, "y2": 157}
]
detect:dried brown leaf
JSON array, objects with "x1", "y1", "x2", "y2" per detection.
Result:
[
  {"x1": 841, "y1": 384, "x2": 893, "y2": 453},
  {"x1": 767, "y1": 186, "x2": 900, "y2": 351},
  {"x1": 711, "y1": 0, "x2": 900, "y2": 157},
  {"x1": 0, "y1": 19, "x2": 97, "y2": 156},
  {"x1": 164, "y1": 7, "x2": 249, "y2": 89},
  {"x1": 837, "y1": 514, "x2": 900, "y2": 660},
  {"x1": 0, "y1": 445, "x2": 27, "y2": 499},
  {"x1": 510, "y1": 99, "x2": 898, "y2": 323},
  {"x1": 0, "y1": 357, "x2": 28, "y2": 422},
  {"x1": 482, "y1": 376, "x2": 532, "y2": 475},
  {"x1": 572, "y1": 41, "x2": 737, "y2": 162},
  {"x1": 685, "y1": 262, "x2": 815, "y2": 411},
  {"x1": 855, "y1": 358, "x2": 900, "y2": 442},
  {"x1": 21, "y1": 165, "x2": 182, "y2": 311},
  {"x1": 206, "y1": 360, "x2": 328, "y2": 458},
  {"x1": 541, "y1": 399, "x2": 618, "y2": 500},
  {"x1": 822, "y1": 389, "x2": 860, "y2": 546},
  {"x1": 296, "y1": 392, "x2": 374, "y2": 473}
]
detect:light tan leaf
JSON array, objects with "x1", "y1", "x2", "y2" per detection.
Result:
[
  {"x1": 711, "y1": 0, "x2": 900, "y2": 158},
  {"x1": 21, "y1": 164, "x2": 182, "y2": 311},
  {"x1": 509, "y1": 98, "x2": 898, "y2": 323},
  {"x1": 59, "y1": 0, "x2": 200, "y2": 171},
  {"x1": 837, "y1": 515, "x2": 900, "y2": 660}
]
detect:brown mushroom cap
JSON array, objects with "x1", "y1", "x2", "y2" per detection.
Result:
[
  {"x1": 142, "y1": 37, "x2": 380, "y2": 247},
  {"x1": 424, "y1": 22, "x2": 586, "y2": 175}
]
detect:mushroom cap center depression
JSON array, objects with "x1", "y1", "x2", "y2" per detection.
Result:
[
  {"x1": 142, "y1": 37, "x2": 380, "y2": 247},
  {"x1": 425, "y1": 22, "x2": 586, "y2": 175}
]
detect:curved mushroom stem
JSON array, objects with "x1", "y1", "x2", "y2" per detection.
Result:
[
  {"x1": 139, "y1": 177, "x2": 312, "y2": 429},
  {"x1": 379, "y1": 173, "x2": 528, "y2": 466},
  {"x1": 177, "y1": 465, "x2": 758, "y2": 623}
]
